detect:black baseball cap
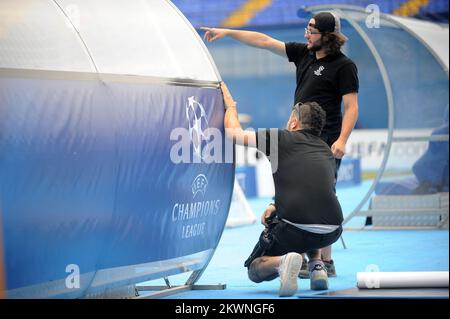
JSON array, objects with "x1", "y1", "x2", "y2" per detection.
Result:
[{"x1": 311, "y1": 12, "x2": 348, "y2": 40}]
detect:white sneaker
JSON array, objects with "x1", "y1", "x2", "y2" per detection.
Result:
[{"x1": 278, "y1": 253, "x2": 302, "y2": 297}]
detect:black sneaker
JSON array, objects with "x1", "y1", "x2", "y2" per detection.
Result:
[
  {"x1": 298, "y1": 258, "x2": 309, "y2": 279},
  {"x1": 323, "y1": 259, "x2": 337, "y2": 277},
  {"x1": 309, "y1": 262, "x2": 328, "y2": 290}
]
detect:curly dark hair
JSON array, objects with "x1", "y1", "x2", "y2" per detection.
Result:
[
  {"x1": 293, "y1": 102, "x2": 326, "y2": 136},
  {"x1": 320, "y1": 32, "x2": 347, "y2": 56}
]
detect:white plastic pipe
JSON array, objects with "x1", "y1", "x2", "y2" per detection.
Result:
[{"x1": 357, "y1": 271, "x2": 449, "y2": 289}]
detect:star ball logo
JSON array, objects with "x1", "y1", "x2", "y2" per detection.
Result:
[
  {"x1": 171, "y1": 95, "x2": 235, "y2": 164},
  {"x1": 170, "y1": 95, "x2": 237, "y2": 165},
  {"x1": 186, "y1": 96, "x2": 209, "y2": 158}
]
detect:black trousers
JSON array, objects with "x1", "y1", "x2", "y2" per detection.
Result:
[{"x1": 244, "y1": 217, "x2": 343, "y2": 269}]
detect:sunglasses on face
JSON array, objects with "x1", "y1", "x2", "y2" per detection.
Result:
[
  {"x1": 304, "y1": 27, "x2": 321, "y2": 35},
  {"x1": 305, "y1": 22, "x2": 322, "y2": 35}
]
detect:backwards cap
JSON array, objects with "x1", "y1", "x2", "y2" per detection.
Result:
[{"x1": 312, "y1": 12, "x2": 348, "y2": 40}]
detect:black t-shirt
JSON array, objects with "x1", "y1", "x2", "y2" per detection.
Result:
[
  {"x1": 285, "y1": 42, "x2": 359, "y2": 140},
  {"x1": 256, "y1": 128, "x2": 343, "y2": 225}
]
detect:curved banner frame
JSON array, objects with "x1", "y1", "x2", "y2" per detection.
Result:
[{"x1": 0, "y1": 71, "x2": 234, "y2": 298}]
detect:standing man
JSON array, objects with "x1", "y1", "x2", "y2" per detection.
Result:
[
  {"x1": 221, "y1": 82, "x2": 343, "y2": 296},
  {"x1": 203, "y1": 11, "x2": 359, "y2": 276}
]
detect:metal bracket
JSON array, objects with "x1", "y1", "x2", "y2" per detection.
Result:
[
  {"x1": 134, "y1": 283, "x2": 226, "y2": 299},
  {"x1": 340, "y1": 235, "x2": 347, "y2": 249}
]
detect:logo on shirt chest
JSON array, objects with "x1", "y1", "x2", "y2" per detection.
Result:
[{"x1": 314, "y1": 65, "x2": 325, "y2": 76}]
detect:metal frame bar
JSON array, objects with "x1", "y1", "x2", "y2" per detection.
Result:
[
  {"x1": 392, "y1": 135, "x2": 449, "y2": 142},
  {"x1": 356, "y1": 208, "x2": 448, "y2": 216},
  {"x1": 135, "y1": 282, "x2": 226, "y2": 299},
  {"x1": 345, "y1": 226, "x2": 446, "y2": 231},
  {"x1": 386, "y1": 17, "x2": 449, "y2": 78},
  {"x1": 51, "y1": 0, "x2": 100, "y2": 74},
  {"x1": 0, "y1": 68, "x2": 220, "y2": 88},
  {"x1": 53, "y1": 0, "x2": 224, "y2": 83},
  {"x1": 304, "y1": 3, "x2": 449, "y2": 78},
  {"x1": 165, "y1": 0, "x2": 223, "y2": 82}
]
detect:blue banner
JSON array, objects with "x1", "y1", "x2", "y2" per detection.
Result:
[
  {"x1": 337, "y1": 157, "x2": 362, "y2": 187},
  {"x1": 0, "y1": 76, "x2": 234, "y2": 297}
]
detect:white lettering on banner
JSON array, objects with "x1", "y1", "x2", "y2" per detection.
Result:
[
  {"x1": 233, "y1": 130, "x2": 430, "y2": 170},
  {"x1": 346, "y1": 129, "x2": 431, "y2": 171},
  {"x1": 171, "y1": 200, "x2": 221, "y2": 222},
  {"x1": 239, "y1": 129, "x2": 433, "y2": 198},
  {"x1": 182, "y1": 222, "x2": 206, "y2": 239},
  {"x1": 347, "y1": 141, "x2": 385, "y2": 158},
  {"x1": 337, "y1": 163, "x2": 354, "y2": 182},
  {"x1": 171, "y1": 174, "x2": 221, "y2": 240}
]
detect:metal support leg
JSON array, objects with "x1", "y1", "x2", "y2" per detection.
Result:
[
  {"x1": 135, "y1": 283, "x2": 226, "y2": 299},
  {"x1": 163, "y1": 277, "x2": 171, "y2": 288},
  {"x1": 340, "y1": 234, "x2": 347, "y2": 249}
]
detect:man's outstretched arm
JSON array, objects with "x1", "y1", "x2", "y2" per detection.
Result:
[
  {"x1": 221, "y1": 82, "x2": 256, "y2": 147},
  {"x1": 202, "y1": 27, "x2": 286, "y2": 58}
]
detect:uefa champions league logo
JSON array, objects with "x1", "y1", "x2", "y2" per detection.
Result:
[
  {"x1": 186, "y1": 96, "x2": 209, "y2": 158},
  {"x1": 192, "y1": 174, "x2": 208, "y2": 198},
  {"x1": 172, "y1": 95, "x2": 273, "y2": 167},
  {"x1": 171, "y1": 173, "x2": 220, "y2": 239}
]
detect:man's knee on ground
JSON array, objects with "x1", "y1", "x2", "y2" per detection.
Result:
[
  {"x1": 247, "y1": 256, "x2": 277, "y2": 283},
  {"x1": 248, "y1": 258, "x2": 265, "y2": 283},
  {"x1": 248, "y1": 270, "x2": 265, "y2": 283}
]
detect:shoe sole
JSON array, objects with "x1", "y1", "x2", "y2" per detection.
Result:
[
  {"x1": 279, "y1": 254, "x2": 302, "y2": 297},
  {"x1": 300, "y1": 267, "x2": 336, "y2": 279},
  {"x1": 310, "y1": 273, "x2": 329, "y2": 290},
  {"x1": 301, "y1": 271, "x2": 336, "y2": 279}
]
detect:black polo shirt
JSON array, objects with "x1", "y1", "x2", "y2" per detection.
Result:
[
  {"x1": 256, "y1": 128, "x2": 343, "y2": 225},
  {"x1": 285, "y1": 42, "x2": 359, "y2": 140}
]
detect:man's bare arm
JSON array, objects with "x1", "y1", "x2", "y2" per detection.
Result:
[
  {"x1": 221, "y1": 82, "x2": 257, "y2": 147},
  {"x1": 202, "y1": 27, "x2": 286, "y2": 58},
  {"x1": 331, "y1": 92, "x2": 358, "y2": 159}
]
